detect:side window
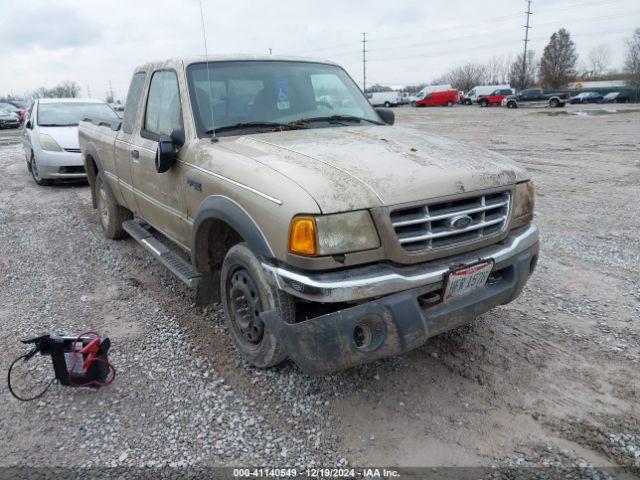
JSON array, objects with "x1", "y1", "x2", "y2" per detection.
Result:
[
  {"x1": 144, "y1": 70, "x2": 183, "y2": 137},
  {"x1": 122, "y1": 72, "x2": 146, "y2": 134}
]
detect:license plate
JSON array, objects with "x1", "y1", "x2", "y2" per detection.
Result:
[{"x1": 443, "y1": 260, "x2": 493, "y2": 302}]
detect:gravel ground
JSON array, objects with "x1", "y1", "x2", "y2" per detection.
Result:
[{"x1": 0, "y1": 104, "x2": 639, "y2": 477}]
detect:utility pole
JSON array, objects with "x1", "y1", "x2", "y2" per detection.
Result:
[
  {"x1": 268, "y1": 48, "x2": 272, "y2": 55},
  {"x1": 361, "y1": 32, "x2": 367, "y2": 92},
  {"x1": 86, "y1": 84, "x2": 92, "y2": 98},
  {"x1": 522, "y1": 0, "x2": 533, "y2": 87}
]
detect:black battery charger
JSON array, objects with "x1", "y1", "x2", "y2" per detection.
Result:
[{"x1": 7, "y1": 332, "x2": 115, "y2": 401}]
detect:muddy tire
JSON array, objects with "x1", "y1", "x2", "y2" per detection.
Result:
[
  {"x1": 221, "y1": 243, "x2": 295, "y2": 368},
  {"x1": 30, "y1": 153, "x2": 52, "y2": 186},
  {"x1": 95, "y1": 172, "x2": 132, "y2": 239}
]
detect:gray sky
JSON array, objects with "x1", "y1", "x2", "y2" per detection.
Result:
[{"x1": 1, "y1": 0, "x2": 638, "y2": 99}]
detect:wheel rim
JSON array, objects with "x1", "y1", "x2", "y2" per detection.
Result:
[
  {"x1": 98, "y1": 183, "x2": 110, "y2": 229},
  {"x1": 228, "y1": 268, "x2": 265, "y2": 348},
  {"x1": 31, "y1": 156, "x2": 41, "y2": 181}
]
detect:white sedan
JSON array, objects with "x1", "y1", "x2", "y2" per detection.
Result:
[{"x1": 23, "y1": 98, "x2": 119, "y2": 186}]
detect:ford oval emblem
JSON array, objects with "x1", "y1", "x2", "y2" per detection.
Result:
[{"x1": 449, "y1": 214, "x2": 473, "y2": 230}]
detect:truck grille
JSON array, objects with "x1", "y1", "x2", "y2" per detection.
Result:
[{"x1": 390, "y1": 191, "x2": 511, "y2": 253}]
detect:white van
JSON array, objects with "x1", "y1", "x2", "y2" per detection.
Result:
[
  {"x1": 463, "y1": 85, "x2": 512, "y2": 105},
  {"x1": 366, "y1": 91, "x2": 402, "y2": 107}
]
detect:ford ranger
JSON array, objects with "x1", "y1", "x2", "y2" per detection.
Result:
[{"x1": 78, "y1": 56, "x2": 539, "y2": 374}]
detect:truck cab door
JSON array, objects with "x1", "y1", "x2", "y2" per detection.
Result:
[{"x1": 129, "y1": 68, "x2": 190, "y2": 249}]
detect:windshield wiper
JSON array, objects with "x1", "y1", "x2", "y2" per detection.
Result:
[
  {"x1": 206, "y1": 122, "x2": 308, "y2": 134},
  {"x1": 39, "y1": 123, "x2": 78, "y2": 127},
  {"x1": 293, "y1": 115, "x2": 383, "y2": 125}
]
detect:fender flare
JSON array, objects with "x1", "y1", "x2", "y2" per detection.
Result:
[{"x1": 191, "y1": 195, "x2": 275, "y2": 269}]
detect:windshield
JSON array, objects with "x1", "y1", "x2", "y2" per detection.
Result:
[
  {"x1": 186, "y1": 61, "x2": 381, "y2": 137},
  {"x1": 37, "y1": 102, "x2": 119, "y2": 126}
]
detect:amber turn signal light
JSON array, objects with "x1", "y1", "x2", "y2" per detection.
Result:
[{"x1": 288, "y1": 216, "x2": 317, "y2": 256}]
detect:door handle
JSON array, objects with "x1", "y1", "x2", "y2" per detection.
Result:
[{"x1": 130, "y1": 149, "x2": 139, "y2": 159}]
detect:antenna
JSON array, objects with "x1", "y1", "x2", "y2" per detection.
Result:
[
  {"x1": 361, "y1": 32, "x2": 367, "y2": 92},
  {"x1": 198, "y1": 0, "x2": 218, "y2": 142}
]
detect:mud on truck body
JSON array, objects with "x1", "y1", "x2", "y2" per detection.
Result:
[{"x1": 79, "y1": 56, "x2": 539, "y2": 374}]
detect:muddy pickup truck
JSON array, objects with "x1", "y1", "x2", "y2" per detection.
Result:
[{"x1": 78, "y1": 56, "x2": 538, "y2": 374}]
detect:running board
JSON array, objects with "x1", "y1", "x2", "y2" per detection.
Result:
[{"x1": 122, "y1": 219, "x2": 202, "y2": 289}]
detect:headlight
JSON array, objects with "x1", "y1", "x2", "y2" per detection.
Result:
[
  {"x1": 289, "y1": 211, "x2": 380, "y2": 256},
  {"x1": 39, "y1": 133, "x2": 63, "y2": 152},
  {"x1": 512, "y1": 180, "x2": 535, "y2": 223}
]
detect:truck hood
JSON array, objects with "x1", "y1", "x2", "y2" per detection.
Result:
[{"x1": 223, "y1": 125, "x2": 529, "y2": 213}]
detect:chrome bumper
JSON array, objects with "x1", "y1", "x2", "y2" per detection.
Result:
[{"x1": 262, "y1": 225, "x2": 539, "y2": 303}]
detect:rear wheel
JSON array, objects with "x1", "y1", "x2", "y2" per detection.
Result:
[
  {"x1": 95, "y1": 173, "x2": 132, "y2": 239},
  {"x1": 479, "y1": 99, "x2": 488, "y2": 107},
  {"x1": 384, "y1": 101, "x2": 391, "y2": 107},
  {"x1": 549, "y1": 98, "x2": 560, "y2": 108},
  {"x1": 30, "y1": 153, "x2": 52, "y2": 186},
  {"x1": 221, "y1": 243, "x2": 295, "y2": 368},
  {"x1": 446, "y1": 100, "x2": 453, "y2": 107}
]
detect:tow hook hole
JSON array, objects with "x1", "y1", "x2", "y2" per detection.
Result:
[
  {"x1": 487, "y1": 271, "x2": 502, "y2": 285},
  {"x1": 530, "y1": 255, "x2": 538, "y2": 275},
  {"x1": 353, "y1": 315, "x2": 386, "y2": 352}
]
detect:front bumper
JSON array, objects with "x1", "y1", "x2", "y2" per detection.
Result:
[
  {"x1": 35, "y1": 150, "x2": 86, "y2": 179},
  {"x1": 262, "y1": 230, "x2": 539, "y2": 375},
  {"x1": 263, "y1": 225, "x2": 538, "y2": 303}
]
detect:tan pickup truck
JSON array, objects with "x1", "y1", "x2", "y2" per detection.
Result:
[{"x1": 78, "y1": 56, "x2": 538, "y2": 374}]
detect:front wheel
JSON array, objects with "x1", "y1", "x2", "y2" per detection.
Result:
[
  {"x1": 479, "y1": 100, "x2": 488, "y2": 107},
  {"x1": 465, "y1": 99, "x2": 472, "y2": 105},
  {"x1": 507, "y1": 101, "x2": 517, "y2": 109},
  {"x1": 221, "y1": 243, "x2": 296, "y2": 368},
  {"x1": 30, "y1": 153, "x2": 53, "y2": 186},
  {"x1": 384, "y1": 101, "x2": 391, "y2": 108},
  {"x1": 549, "y1": 98, "x2": 560, "y2": 108}
]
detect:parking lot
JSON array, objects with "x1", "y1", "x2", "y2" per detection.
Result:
[{"x1": 1, "y1": 104, "x2": 639, "y2": 475}]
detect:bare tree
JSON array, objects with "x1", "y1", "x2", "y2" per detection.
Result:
[
  {"x1": 30, "y1": 81, "x2": 81, "y2": 99},
  {"x1": 588, "y1": 44, "x2": 611, "y2": 79},
  {"x1": 625, "y1": 28, "x2": 640, "y2": 96},
  {"x1": 446, "y1": 63, "x2": 487, "y2": 92},
  {"x1": 485, "y1": 55, "x2": 512, "y2": 85},
  {"x1": 509, "y1": 51, "x2": 537, "y2": 91},
  {"x1": 539, "y1": 28, "x2": 578, "y2": 88}
]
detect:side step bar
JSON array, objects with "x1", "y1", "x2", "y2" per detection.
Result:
[{"x1": 122, "y1": 219, "x2": 202, "y2": 288}]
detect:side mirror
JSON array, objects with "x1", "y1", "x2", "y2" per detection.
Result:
[
  {"x1": 375, "y1": 107, "x2": 395, "y2": 126},
  {"x1": 25, "y1": 120, "x2": 32, "y2": 129},
  {"x1": 155, "y1": 136, "x2": 177, "y2": 173}
]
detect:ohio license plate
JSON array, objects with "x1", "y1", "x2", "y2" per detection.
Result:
[{"x1": 443, "y1": 260, "x2": 493, "y2": 302}]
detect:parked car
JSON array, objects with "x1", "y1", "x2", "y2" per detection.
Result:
[
  {"x1": 0, "y1": 109, "x2": 21, "y2": 129},
  {"x1": 570, "y1": 92, "x2": 603, "y2": 104},
  {"x1": 0, "y1": 102, "x2": 25, "y2": 122},
  {"x1": 78, "y1": 56, "x2": 538, "y2": 375},
  {"x1": 414, "y1": 89, "x2": 458, "y2": 107},
  {"x1": 366, "y1": 91, "x2": 401, "y2": 107},
  {"x1": 7, "y1": 100, "x2": 30, "y2": 122},
  {"x1": 602, "y1": 92, "x2": 630, "y2": 103},
  {"x1": 23, "y1": 98, "x2": 119, "y2": 186},
  {"x1": 502, "y1": 88, "x2": 570, "y2": 108},
  {"x1": 464, "y1": 85, "x2": 511, "y2": 105},
  {"x1": 478, "y1": 88, "x2": 515, "y2": 107}
]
